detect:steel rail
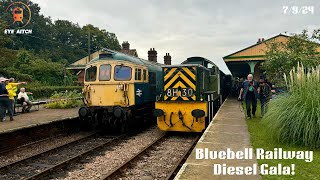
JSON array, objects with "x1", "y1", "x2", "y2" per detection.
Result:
[
  {"x1": 165, "y1": 135, "x2": 200, "y2": 180},
  {"x1": 102, "y1": 132, "x2": 167, "y2": 179},
  {"x1": 0, "y1": 131, "x2": 99, "y2": 170},
  {"x1": 26, "y1": 134, "x2": 125, "y2": 180},
  {"x1": 0, "y1": 133, "x2": 66, "y2": 155}
]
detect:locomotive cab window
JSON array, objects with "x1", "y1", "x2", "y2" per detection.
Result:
[
  {"x1": 85, "y1": 66, "x2": 97, "y2": 82},
  {"x1": 135, "y1": 68, "x2": 142, "y2": 80},
  {"x1": 114, "y1": 65, "x2": 132, "y2": 81},
  {"x1": 99, "y1": 64, "x2": 111, "y2": 81},
  {"x1": 208, "y1": 64, "x2": 216, "y2": 76}
]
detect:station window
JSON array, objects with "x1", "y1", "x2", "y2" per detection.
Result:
[
  {"x1": 99, "y1": 64, "x2": 111, "y2": 81},
  {"x1": 85, "y1": 66, "x2": 97, "y2": 82},
  {"x1": 135, "y1": 68, "x2": 142, "y2": 80},
  {"x1": 114, "y1": 65, "x2": 132, "y2": 81},
  {"x1": 143, "y1": 70, "x2": 147, "y2": 81}
]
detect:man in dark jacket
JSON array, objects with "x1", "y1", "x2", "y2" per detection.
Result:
[
  {"x1": 0, "y1": 77, "x2": 12, "y2": 121},
  {"x1": 238, "y1": 74, "x2": 260, "y2": 119},
  {"x1": 259, "y1": 79, "x2": 272, "y2": 117}
]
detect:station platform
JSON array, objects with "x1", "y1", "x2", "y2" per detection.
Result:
[
  {"x1": 0, "y1": 106, "x2": 78, "y2": 134},
  {"x1": 175, "y1": 98, "x2": 261, "y2": 180}
]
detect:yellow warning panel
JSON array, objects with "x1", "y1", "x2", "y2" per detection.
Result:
[{"x1": 155, "y1": 101, "x2": 207, "y2": 132}]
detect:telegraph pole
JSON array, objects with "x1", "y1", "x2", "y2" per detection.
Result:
[{"x1": 88, "y1": 30, "x2": 91, "y2": 63}]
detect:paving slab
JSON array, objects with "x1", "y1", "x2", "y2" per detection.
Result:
[
  {"x1": 175, "y1": 98, "x2": 261, "y2": 180},
  {"x1": 0, "y1": 106, "x2": 78, "y2": 134}
]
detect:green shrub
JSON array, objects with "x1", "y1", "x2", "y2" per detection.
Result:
[
  {"x1": 24, "y1": 86, "x2": 83, "y2": 99},
  {"x1": 263, "y1": 63, "x2": 320, "y2": 148},
  {"x1": 44, "y1": 90, "x2": 82, "y2": 109}
]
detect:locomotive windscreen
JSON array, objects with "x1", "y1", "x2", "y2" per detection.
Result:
[{"x1": 163, "y1": 66, "x2": 197, "y2": 101}]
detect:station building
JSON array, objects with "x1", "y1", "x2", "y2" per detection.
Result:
[
  {"x1": 223, "y1": 34, "x2": 320, "y2": 80},
  {"x1": 223, "y1": 34, "x2": 288, "y2": 80}
]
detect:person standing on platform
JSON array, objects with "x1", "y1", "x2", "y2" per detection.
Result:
[
  {"x1": 238, "y1": 74, "x2": 260, "y2": 119},
  {"x1": 5, "y1": 79, "x2": 15, "y2": 121},
  {"x1": 8, "y1": 78, "x2": 26, "y2": 115},
  {"x1": 259, "y1": 79, "x2": 272, "y2": 117},
  {"x1": 0, "y1": 77, "x2": 13, "y2": 121}
]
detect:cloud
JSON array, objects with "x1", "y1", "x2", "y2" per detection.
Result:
[{"x1": 31, "y1": 0, "x2": 320, "y2": 74}]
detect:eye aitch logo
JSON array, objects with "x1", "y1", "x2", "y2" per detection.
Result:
[
  {"x1": 4, "y1": 1, "x2": 33, "y2": 35},
  {"x1": 12, "y1": 7, "x2": 25, "y2": 24}
]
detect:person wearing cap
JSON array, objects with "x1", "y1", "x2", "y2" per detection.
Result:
[
  {"x1": 8, "y1": 78, "x2": 26, "y2": 115},
  {"x1": 259, "y1": 79, "x2": 272, "y2": 117},
  {"x1": 0, "y1": 77, "x2": 13, "y2": 121}
]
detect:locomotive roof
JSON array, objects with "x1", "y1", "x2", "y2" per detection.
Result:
[
  {"x1": 181, "y1": 56, "x2": 218, "y2": 67},
  {"x1": 87, "y1": 48, "x2": 162, "y2": 72},
  {"x1": 162, "y1": 64, "x2": 207, "y2": 69},
  {"x1": 88, "y1": 48, "x2": 163, "y2": 66}
]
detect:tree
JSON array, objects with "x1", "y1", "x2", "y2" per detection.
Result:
[
  {"x1": 263, "y1": 29, "x2": 320, "y2": 84},
  {"x1": 0, "y1": 0, "x2": 121, "y2": 65},
  {"x1": 0, "y1": 0, "x2": 122, "y2": 85}
]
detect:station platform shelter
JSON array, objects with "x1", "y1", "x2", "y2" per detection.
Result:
[{"x1": 223, "y1": 34, "x2": 288, "y2": 80}]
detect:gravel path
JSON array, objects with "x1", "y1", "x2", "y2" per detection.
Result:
[
  {"x1": 50, "y1": 127, "x2": 164, "y2": 180},
  {"x1": 112, "y1": 135, "x2": 197, "y2": 180},
  {"x1": 0, "y1": 132, "x2": 92, "y2": 167}
]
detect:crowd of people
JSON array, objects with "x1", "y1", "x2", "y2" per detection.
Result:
[
  {"x1": 0, "y1": 77, "x2": 33, "y2": 122},
  {"x1": 234, "y1": 74, "x2": 275, "y2": 119}
]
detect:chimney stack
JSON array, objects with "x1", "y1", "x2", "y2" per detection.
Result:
[
  {"x1": 257, "y1": 38, "x2": 261, "y2": 44},
  {"x1": 164, "y1": 53, "x2": 171, "y2": 65},
  {"x1": 148, "y1": 48, "x2": 157, "y2": 63},
  {"x1": 122, "y1": 41, "x2": 130, "y2": 50},
  {"x1": 261, "y1": 38, "x2": 265, "y2": 41}
]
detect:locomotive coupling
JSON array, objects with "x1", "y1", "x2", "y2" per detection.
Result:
[
  {"x1": 191, "y1": 109, "x2": 205, "y2": 118},
  {"x1": 153, "y1": 109, "x2": 164, "y2": 117}
]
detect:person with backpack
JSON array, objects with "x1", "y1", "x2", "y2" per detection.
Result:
[{"x1": 259, "y1": 79, "x2": 272, "y2": 117}]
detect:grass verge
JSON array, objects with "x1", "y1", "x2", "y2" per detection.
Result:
[{"x1": 245, "y1": 101, "x2": 320, "y2": 179}]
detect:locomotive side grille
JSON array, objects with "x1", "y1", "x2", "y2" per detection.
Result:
[{"x1": 163, "y1": 67, "x2": 196, "y2": 101}]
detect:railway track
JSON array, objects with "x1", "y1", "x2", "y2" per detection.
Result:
[
  {"x1": 0, "y1": 131, "x2": 123, "y2": 180},
  {"x1": 0, "y1": 117, "x2": 79, "y2": 155},
  {"x1": 0, "y1": 133, "x2": 67, "y2": 156},
  {"x1": 103, "y1": 133, "x2": 199, "y2": 180}
]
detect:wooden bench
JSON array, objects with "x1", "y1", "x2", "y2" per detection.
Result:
[{"x1": 16, "y1": 100, "x2": 47, "y2": 111}]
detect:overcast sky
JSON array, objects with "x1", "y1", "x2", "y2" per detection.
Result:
[{"x1": 32, "y1": 0, "x2": 320, "y2": 74}]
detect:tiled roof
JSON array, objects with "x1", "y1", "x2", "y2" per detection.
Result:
[{"x1": 67, "y1": 50, "x2": 102, "y2": 70}]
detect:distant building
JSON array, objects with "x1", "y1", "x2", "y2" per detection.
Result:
[
  {"x1": 67, "y1": 50, "x2": 102, "y2": 84},
  {"x1": 223, "y1": 34, "x2": 320, "y2": 80},
  {"x1": 223, "y1": 34, "x2": 288, "y2": 79}
]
